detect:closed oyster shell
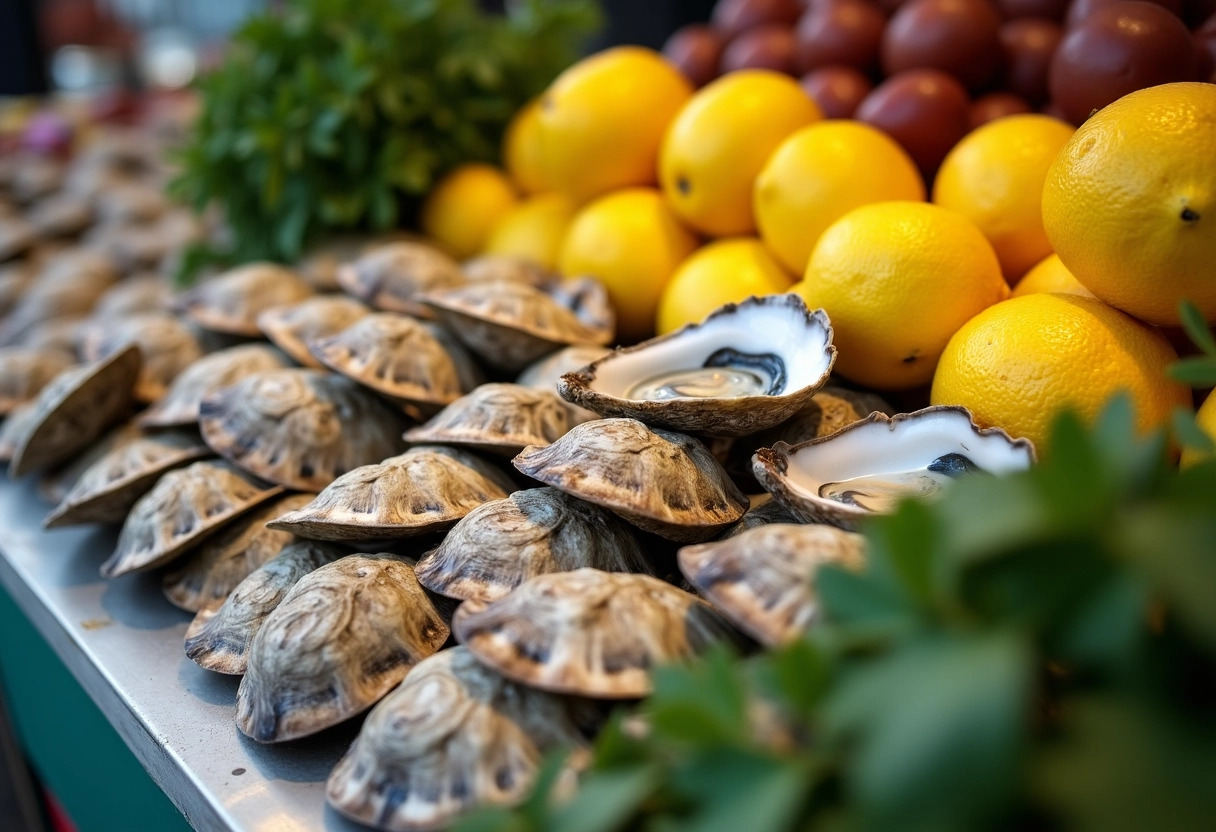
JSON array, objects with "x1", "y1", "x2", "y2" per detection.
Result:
[
  {"x1": 0, "y1": 401, "x2": 39, "y2": 463},
  {"x1": 0, "y1": 216, "x2": 35, "y2": 262},
  {"x1": 44, "y1": 426, "x2": 210, "y2": 528},
  {"x1": 453, "y1": 568, "x2": 743, "y2": 697},
  {"x1": 404, "y1": 383, "x2": 572, "y2": 456},
  {"x1": 256, "y1": 295, "x2": 370, "y2": 368},
  {"x1": 326, "y1": 645, "x2": 592, "y2": 831},
  {"x1": 184, "y1": 540, "x2": 347, "y2": 675},
  {"x1": 78, "y1": 313, "x2": 203, "y2": 402},
  {"x1": 0, "y1": 262, "x2": 33, "y2": 318},
  {"x1": 138, "y1": 344, "x2": 289, "y2": 428},
  {"x1": 235, "y1": 554, "x2": 450, "y2": 742},
  {"x1": 9, "y1": 345, "x2": 140, "y2": 477},
  {"x1": 462, "y1": 254, "x2": 551, "y2": 286},
  {"x1": 679, "y1": 523, "x2": 866, "y2": 646},
  {"x1": 0, "y1": 251, "x2": 119, "y2": 345},
  {"x1": 309, "y1": 314, "x2": 481, "y2": 413},
  {"x1": 99, "y1": 460, "x2": 285, "y2": 578},
  {"x1": 415, "y1": 487, "x2": 651, "y2": 603},
  {"x1": 720, "y1": 498, "x2": 800, "y2": 539},
  {"x1": 161, "y1": 492, "x2": 316, "y2": 612},
  {"x1": 27, "y1": 193, "x2": 93, "y2": 238},
  {"x1": 199, "y1": 369, "x2": 408, "y2": 491},
  {"x1": 15, "y1": 315, "x2": 86, "y2": 354},
  {"x1": 92, "y1": 275, "x2": 173, "y2": 318},
  {"x1": 268, "y1": 446, "x2": 514, "y2": 541},
  {"x1": 422, "y1": 278, "x2": 614, "y2": 373},
  {"x1": 512, "y1": 418, "x2": 748, "y2": 542},
  {"x1": 337, "y1": 242, "x2": 465, "y2": 317},
  {"x1": 750, "y1": 386, "x2": 895, "y2": 448},
  {"x1": 175, "y1": 263, "x2": 314, "y2": 336},
  {"x1": 0, "y1": 347, "x2": 75, "y2": 414}
]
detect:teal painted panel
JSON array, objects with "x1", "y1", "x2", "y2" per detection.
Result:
[{"x1": 0, "y1": 584, "x2": 193, "y2": 832}]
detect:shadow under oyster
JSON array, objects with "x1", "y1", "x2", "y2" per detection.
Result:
[
  {"x1": 236, "y1": 553, "x2": 450, "y2": 742},
  {"x1": 336, "y1": 241, "x2": 465, "y2": 317},
  {"x1": 403, "y1": 383, "x2": 572, "y2": 457},
  {"x1": 0, "y1": 347, "x2": 75, "y2": 415},
  {"x1": 175, "y1": 262, "x2": 314, "y2": 336},
  {"x1": 256, "y1": 294, "x2": 371, "y2": 368},
  {"x1": 78, "y1": 312, "x2": 203, "y2": 403},
  {"x1": 138, "y1": 344, "x2": 289, "y2": 428}
]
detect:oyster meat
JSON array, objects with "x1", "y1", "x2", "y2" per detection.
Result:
[
  {"x1": 175, "y1": 262, "x2": 314, "y2": 336},
  {"x1": 256, "y1": 294, "x2": 370, "y2": 368},
  {"x1": 404, "y1": 383, "x2": 572, "y2": 456},
  {"x1": 0, "y1": 347, "x2": 75, "y2": 415},
  {"x1": 78, "y1": 312, "x2": 203, "y2": 403},
  {"x1": 336, "y1": 241, "x2": 465, "y2": 317},
  {"x1": 138, "y1": 344, "x2": 289, "y2": 428}
]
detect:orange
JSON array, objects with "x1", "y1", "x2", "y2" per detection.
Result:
[
  {"x1": 656, "y1": 238, "x2": 794, "y2": 335},
  {"x1": 421, "y1": 164, "x2": 518, "y2": 259},
  {"x1": 484, "y1": 193, "x2": 575, "y2": 271},
  {"x1": 1181, "y1": 389, "x2": 1216, "y2": 467},
  {"x1": 1011, "y1": 253, "x2": 1095, "y2": 299},
  {"x1": 932, "y1": 293, "x2": 1189, "y2": 454},
  {"x1": 755, "y1": 121, "x2": 924, "y2": 275},
  {"x1": 793, "y1": 201, "x2": 1007, "y2": 390},
  {"x1": 1042, "y1": 82, "x2": 1216, "y2": 326},
  {"x1": 558, "y1": 188, "x2": 699, "y2": 342},
  {"x1": 502, "y1": 99, "x2": 551, "y2": 195},
  {"x1": 537, "y1": 47, "x2": 692, "y2": 205},
  {"x1": 660, "y1": 70, "x2": 820, "y2": 237}
]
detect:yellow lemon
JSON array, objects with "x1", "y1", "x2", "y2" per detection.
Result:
[
  {"x1": 660, "y1": 70, "x2": 821, "y2": 237},
  {"x1": 932, "y1": 293, "x2": 1189, "y2": 454},
  {"x1": 656, "y1": 238, "x2": 794, "y2": 335},
  {"x1": 421, "y1": 163, "x2": 518, "y2": 260},
  {"x1": 484, "y1": 193, "x2": 575, "y2": 271},
  {"x1": 1043, "y1": 82, "x2": 1216, "y2": 326},
  {"x1": 793, "y1": 201, "x2": 1007, "y2": 390},
  {"x1": 1181, "y1": 389, "x2": 1216, "y2": 468},
  {"x1": 755, "y1": 121, "x2": 924, "y2": 275},
  {"x1": 558, "y1": 188, "x2": 699, "y2": 342},
  {"x1": 1011, "y1": 253, "x2": 1095, "y2": 299},
  {"x1": 537, "y1": 47, "x2": 692, "y2": 205},
  {"x1": 502, "y1": 99, "x2": 551, "y2": 195},
  {"x1": 934, "y1": 114, "x2": 1074, "y2": 283}
]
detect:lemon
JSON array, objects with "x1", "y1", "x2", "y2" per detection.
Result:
[
  {"x1": 793, "y1": 201, "x2": 1007, "y2": 390},
  {"x1": 421, "y1": 163, "x2": 518, "y2": 260},
  {"x1": 656, "y1": 238, "x2": 794, "y2": 335},
  {"x1": 485, "y1": 193, "x2": 575, "y2": 271},
  {"x1": 755, "y1": 121, "x2": 924, "y2": 275},
  {"x1": 1011, "y1": 253, "x2": 1094, "y2": 299},
  {"x1": 502, "y1": 99, "x2": 551, "y2": 195},
  {"x1": 1043, "y1": 82, "x2": 1216, "y2": 326},
  {"x1": 660, "y1": 70, "x2": 820, "y2": 237},
  {"x1": 558, "y1": 188, "x2": 699, "y2": 342},
  {"x1": 1181, "y1": 389, "x2": 1216, "y2": 468},
  {"x1": 932, "y1": 293, "x2": 1189, "y2": 454},
  {"x1": 538, "y1": 47, "x2": 692, "y2": 205},
  {"x1": 934, "y1": 114, "x2": 1074, "y2": 283}
]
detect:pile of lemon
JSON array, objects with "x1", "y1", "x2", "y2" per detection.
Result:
[{"x1": 419, "y1": 47, "x2": 1216, "y2": 458}]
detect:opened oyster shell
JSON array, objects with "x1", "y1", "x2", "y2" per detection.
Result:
[
  {"x1": 256, "y1": 295, "x2": 370, "y2": 368},
  {"x1": 753, "y1": 406, "x2": 1035, "y2": 530},
  {"x1": 268, "y1": 446, "x2": 514, "y2": 541},
  {"x1": 513, "y1": 418, "x2": 747, "y2": 542},
  {"x1": 138, "y1": 344, "x2": 289, "y2": 428},
  {"x1": 199, "y1": 369, "x2": 408, "y2": 491},
  {"x1": 326, "y1": 645, "x2": 592, "y2": 832},
  {"x1": 453, "y1": 568, "x2": 742, "y2": 698},
  {"x1": 236, "y1": 554, "x2": 449, "y2": 742},
  {"x1": 679, "y1": 523, "x2": 865, "y2": 646},
  {"x1": 404, "y1": 384, "x2": 572, "y2": 456},
  {"x1": 8, "y1": 345, "x2": 140, "y2": 477},
  {"x1": 184, "y1": 539, "x2": 347, "y2": 675},
  {"x1": 415, "y1": 487, "x2": 650, "y2": 603},
  {"x1": 559, "y1": 295, "x2": 835, "y2": 437},
  {"x1": 422, "y1": 277, "x2": 614, "y2": 373},
  {"x1": 516, "y1": 345, "x2": 611, "y2": 426},
  {"x1": 99, "y1": 460, "x2": 284, "y2": 578},
  {"x1": 337, "y1": 242, "x2": 465, "y2": 317},
  {"x1": 44, "y1": 426, "x2": 210, "y2": 528},
  {"x1": 0, "y1": 348, "x2": 75, "y2": 415},
  {"x1": 78, "y1": 313, "x2": 203, "y2": 403},
  {"x1": 162, "y1": 492, "x2": 316, "y2": 613},
  {"x1": 309, "y1": 314, "x2": 481, "y2": 414},
  {"x1": 175, "y1": 263, "x2": 313, "y2": 336}
]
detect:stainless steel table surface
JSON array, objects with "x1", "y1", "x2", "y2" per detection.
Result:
[{"x1": 0, "y1": 475, "x2": 367, "y2": 832}]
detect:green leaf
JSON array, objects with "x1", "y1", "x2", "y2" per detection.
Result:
[
  {"x1": 1168, "y1": 356, "x2": 1216, "y2": 387},
  {"x1": 648, "y1": 647, "x2": 749, "y2": 746},
  {"x1": 1172, "y1": 407, "x2": 1216, "y2": 454},
  {"x1": 661, "y1": 749, "x2": 815, "y2": 832},
  {"x1": 547, "y1": 765, "x2": 658, "y2": 832},
  {"x1": 1177, "y1": 299, "x2": 1216, "y2": 357}
]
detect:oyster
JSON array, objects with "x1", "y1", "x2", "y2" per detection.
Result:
[
  {"x1": 0, "y1": 348, "x2": 75, "y2": 415},
  {"x1": 720, "y1": 497, "x2": 800, "y2": 539},
  {"x1": 99, "y1": 460, "x2": 284, "y2": 578},
  {"x1": 268, "y1": 446, "x2": 514, "y2": 541},
  {"x1": 44, "y1": 427, "x2": 210, "y2": 528},
  {"x1": 516, "y1": 345, "x2": 611, "y2": 426},
  {"x1": 138, "y1": 344, "x2": 289, "y2": 428},
  {"x1": 753, "y1": 406, "x2": 1036, "y2": 530},
  {"x1": 14, "y1": 316, "x2": 86, "y2": 354},
  {"x1": 337, "y1": 242, "x2": 465, "y2": 317},
  {"x1": 421, "y1": 277, "x2": 614, "y2": 373},
  {"x1": 0, "y1": 216, "x2": 35, "y2": 261},
  {"x1": 92, "y1": 275, "x2": 172, "y2": 318},
  {"x1": 0, "y1": 262, "x2": 32, "y2": 318},
  {"x1": 462, "y1": 254, "x2": 551, "y2": 286},
  {"x1": 8, "y1": 345, "x2": 141, "y2": 477},
  {"x1": 161, "y1": 492, "x2": 316, "y2": 612},
  {"x1": 175, "y1": 263, "x2": 314, "y2": 336},
  {"x1": 78, "y1": 313, "x2": 203, "y2": 403},
  {"x1": 404, "y1": 384, "x2": 572, "y2": 456},
  {"x1": 309, "y1": 314, "x2": 481, "y2": 414},
  {"x1": 0, "y1": 401, "x2": 39, "y2": 463},
  {"x1": 326, "y1": 645, "x2": 592, "y2": 831},
  {"x1": 27, "y1": 193, "x2": 93, "y2": 239},
  {"x1": 453, "y1": 568, "x2": 742, "y2": 698},
  {"x1": 235, "y1": 554, "x2": 449, "y2": 742},
  {"x1": 256, "y1": 295, "x2": 370, "y2": 368},
  {"x1": 184, "y1": 540, "x2": 347, "y2": 675},
  {"x1": 559, "y1": 295, "x2": 835, "y2": 437},
  {"x1": 513, "y1": 418, "x2": 748, "y2": 542},
  {"x1": 678, "y1": 523, "x2": 866, "y2": 646},
  {"x1": 415, "y1": 487, "x2": 650, "y2": 603},
  {"x1": 199, "y1": 369, "x2": 408, "y2": 491},
  {"x1": 0, "y1": 251, "x2": 119, "y2": 345},
  {"x1": 748, "y1": 386, "x2": 894, "y2": 448}
]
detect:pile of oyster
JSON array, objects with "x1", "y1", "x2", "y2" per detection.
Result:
[{"x1": 1, "y1": 134, "x2": 1035, "y2": 831}]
